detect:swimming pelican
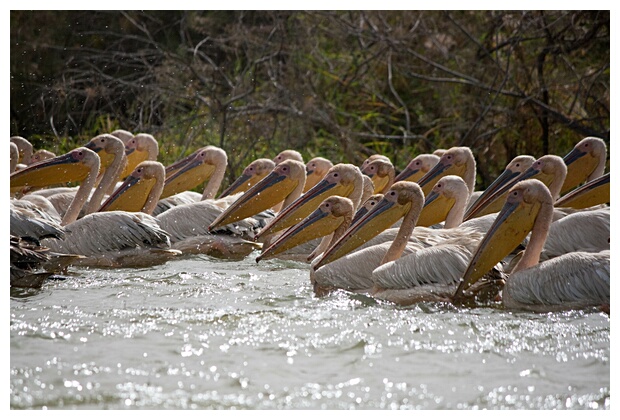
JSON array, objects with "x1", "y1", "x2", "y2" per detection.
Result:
[
  {"x1": 12, "y1": 147, "x2": 180, "y2": 268},
  {"x1": 362, "y1": 157, "x2": 395, "y2": 194},
  {"x1": 554, "y1": 172, "x2": 609, "y2": 210},
  {"x1": 119, "y1": 133, "x2": 160, "y2": 180},
  {"x1": 304, "y1": 157, "x2": 334, "y2": 193},
  {"x1": 454, "y1": 179, "x2": 609, "y2": 312},
  {"x1": 561, "y1": 136, "x2": 607, "y2": 195},
  {"x1": 98, "y1": 161, "x2": 166, "y2": 215},
  {"x1": 393, "y1": 153, "x2": 440, "y2": 183},
  {"x1": 218, "y1": 158, "x2": 276, "y2": 199},
  {"x1": 464, "y1": 154, "x2": 567, "y2": 221}
]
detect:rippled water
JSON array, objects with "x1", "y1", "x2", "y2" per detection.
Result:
[{"x1": 10, "y1": 252, "x2": 610, "y2": 409}]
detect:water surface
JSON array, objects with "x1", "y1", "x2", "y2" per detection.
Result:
[{"x1": 10, "y1": 253, "x2": 610, "y2": 409}]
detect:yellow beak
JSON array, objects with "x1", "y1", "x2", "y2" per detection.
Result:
[
  {"x1": 120, "y1": 147, "x2": 151, "y2": 180},
  {"x1": 160, "y1": 159, "x2": 215, "y2": 199},
  {"x1": 555, "y1": 173, "x2": 609, "y2": 209},
  {"x1": 561, "y1": 146, "x2": 602, "y2": 194},
  {"x1": 10, "y1": 151, "x2": 92, "y2": 191},
  {"x1": 416, "y1": 190, "x2": 455, "y2": 227},
  {"x1": 98, "y1": 173, "x2": 156, "y2": 212}
]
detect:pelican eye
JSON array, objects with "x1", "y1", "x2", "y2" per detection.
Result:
[{"x1": 389, "y1": 191, "x2": 396, "y2": 196}]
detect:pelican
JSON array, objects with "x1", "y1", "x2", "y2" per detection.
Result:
[
  {"x1": 415, "y1": 175, "x2": 470, "y2": 228},
  {"x1": 304, "y1": 157, "x2": 334, "y2": 193},
  {"x1": 555, "y1": 172, "x2": 609, "y2": 210},
  {"x1": 253, "y1": 164, "x2": 365, "y2": 242},
  {"x1": 393, "y1": 153, "x2": 440, "y2": 183},
  {"x1": 12, "y1": 147, "x2": 181, "y2": 268},
  {"x1": 119, "y1": 133, "x2": 159, "y2": 180},
  {"x1": 561, "y1": 136, "x2": 607, "y2": 195},
  {"x1": 273, "y1": 149, "x2": 304, "y2": 165},
  {"x1": 414, "y1": 146, "x2": 476, "y2": 197},
  {"x1": 362, "y1": 157, "x2": 395, "y2": 194},
  {"x1": 218, "y1": 158, "x2": 276, "y2": 199},
  {"x1": 29, "y1": 149, "x2": 56, "y2": 165},
  {"x1": 11, "y1": 136, "x2": 33, "y2": 166},
  {"x1": 208, "y1": 159, "x2": 307, "y2": 232},
  {"x1": 98, "y1": 161, "x2": 166, "y2": 215},
  {"x1": 454, "y1": 179, "x2": 609, "y2": 312},
  {"x1": 464, "y1": 154, "x2": 567, "y2": 221},
  {"x1": 10, "y1": 142, "x2": 19, "y2": 172},
  {"x1": 360, "y1": 154, "x2": 391, "y2": 172},
  {"x1": 463, "y1": 155, "x2": 536, "y2": 220},
  {"x1": 109, "y1": 129, "x2": 134, "y2": 144}
]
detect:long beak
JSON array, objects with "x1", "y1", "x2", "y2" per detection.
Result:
[
  {"x1": 464, "y1": 167, "x2": 523, "y2": 221},
  {"x1": 416, "y1": 190, "x2": 455, "y2": 227},
  {"x1": 393, "y1": 166, "x2": 421, "y2": 183},
  {"x1": 218, "y1": 173, "x2": 254, "y2": 198},
  {"x1": 303, "y1": 170, "x2": 323, "y2": 193},
  {"x1": 164, "y1": 151, "x2": 199, "y2": 178},
  {"x1": 313, "y1": 195, "x2": 411, "y2": 270},
  {"x1": 255, "y1": 178, "x2": 354, "y2": 241},
  {"x1": 10, "y1": 152, "x2": 91, "y2": 190},
  {"x1": 84, "y1": 140, "x2": 115, "y2": 171},
  {"x1": 454, "y1": 196, "x2": 539, "y2": 300},
  {"x1": 160, "y1": 159, "x2": 215, "y2": 199},
  {"x1": 208, "y1": 171, "x2": 298, "y2": 230},
  {"x1": 256, "y1": 206, "x2": 344, "y2": 262},
  {"x1": 561, "y1": 147, "x2": 600, "y2": 195},
  {"x1": 555, "y1": 172, "x2": 610, "y2": 209},
  {"x1": 368, "y1": 173, "x2": 390, "y2": 194},
  {"x1": 98, "y1": 173, "x2": 155, "y2": 212}
]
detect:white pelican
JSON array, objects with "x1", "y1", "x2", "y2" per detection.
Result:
[
  {"x1": 273, "y1": 149, "x2": 304, "y2": 165},
  {"x1": 393, "y1": 153, "x2": 440, "y2": 184},
  {"x1": 119, "y1": 133, "x2": 159, "y2": 180},
  {"x1": 414, "y1": 146, "x2": 476, "y2": 197},
  {"x1": 29, "y1": 149, "x2": 56, "y2": 165},
  {"x1": 415, "y1": 175, "x2": 470, "y2": 228},
  {"x1": 218, "y1": 158, "x2": 276, "y2": 199},
  {"x1": 11, "y1": 147, "x2": 181, "y2": 268},
  {"x1": 361, "y1": 157, "x2": 395, "y2": 194},
  {"x1": 360, "y1": 154, "x2": 391, "y2": 172},
  {"x1": 10, "y1": 142, "x2": 19, "y2": 172},
  {"x1": 561, "y1": 136, "x2": 607, "y2": 195},
  {"x1": 454, "y1": 179, "x2": 609, "y2": 312},
  {"x1": 98, "y1": 161, "x2": 166, "y2": 215},
  {"x1": 464, "y1": 154, "x2": 567, "y2": 221},
  {"x1": 304, "y1": 157, "x2": 334, "y2": 193}
]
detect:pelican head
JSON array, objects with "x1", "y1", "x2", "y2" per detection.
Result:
[
  {"x1": 121, "y1": 133, "x2": 159, "y2": 179},
  {"x1": 255, "y1": 163, "x2": 363, "y2": 241},
  {"x1": 360, "y1": 154, "x2": 390, "y2": 172},
  {"x1": 561, "y1": 137, "x2": 607, "y2": 194},
  {"x1": 208, "y1": 159, "x2": 306, "y2": 231},
  {"x1": 455, "y1": 179, "x2": 553, "y2": 300},
  {"x1": 218, "y1": 158, "x2": 276, "y2": 199},
  {"x1": 417, "y1": 175, "x2": 469, "y2": 228},
  {"x1": 352, "y1": 193, "x2": 384, "y2": 224},
  {"x1": 11, "y1": 147, "x2": 100, "y2": 190},
  {"x1": 29, "y1": 150, "x2": 56, "y2": 166},
  {"x1": 83, "y1": 134, "x2": 126, "y2": 172},
  {"x1": 160, "y1": 146, "x2": 227, "y2": 199},
  {"x1": 463, "y1": 155, "x2": 535, "y2": 221},
  {"x1": 313, "y1": 181, "x2": 424, "y2": 270},
  {"x1": 304, "y1": 157, "x2": 334, "y2": 193},
  {"x1": 362, "y1": 158, "x2": 395, "y2": 194},
  {"x1": 273, "y1": 149, "x2": 304, "y2": 165},
  {"x1": 415, "y1": 146, "x2": 475, "y2": 196},
  {"x1": 256, "y1": 196, "x2": 355, "y2": 262},
  {"x1": 109, "y1": 129, "x2": 135, "y2": 144},
  {"x1": 98, "y1": 161, "x2": 166, "y2": 214},
  {"x1": 394, "y1": 153, "x2": 440, "y2": 183}
]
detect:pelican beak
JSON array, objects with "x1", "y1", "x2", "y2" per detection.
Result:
[
  {"x1": 368, "y1": 173, "x2": 391, "y2": 194},
  {"x1": 313, "y1": 194, "x2": 411, "y2": 270},
  {"x1": 98, "y1": 173, "x2": 155, "y2": 212},
  {"x1": 393, "y1": 166, "x2": 421, "y2": 183},
  {"x1": 464, "y1": 167, "x2": 524, "y2": 221},
  {"x1": 164, "y1": 152, "x2": 199, "y2": 179},
  {"x1": 256, "y1": 206, "x2": 344, "y2": 262},
  {"x1": 209, "y1": 170, "x2": 299, "y2": 230},
  {"x1": 561, "y1": 147, "x2": 600, "y2": 194},
  {"x1": 219, "y1": 173, "x2": 254, "y2": 198},
  {"x1": 416, "y1": 190, "x2": 455, "y2": 227},
  {"x1": 255, "y1": 178, "x2": 355, "y2": 241},
  {"x1": 555, "y1": 172, "x2": 610, "y2": 209},
  {"x1": 10, "y1": 152, "x2": 91, "y2": 190},
  {"x1": 454, "y1": 193, "x2": 539, "y2": 300},
  {"x1": 160, "y1": 157, "x2": 216, "y2": 199}
]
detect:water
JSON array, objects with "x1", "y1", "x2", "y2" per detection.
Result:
[{"x1": 10, "y1": 252, "x2": 610, "y2": 409}]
